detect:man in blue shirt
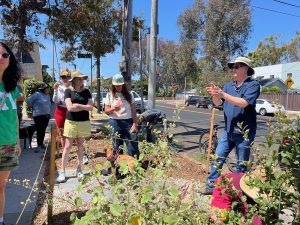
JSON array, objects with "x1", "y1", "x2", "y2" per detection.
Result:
[{"x1": 203, "y1": 56, "x2": 260, "y2": 195}]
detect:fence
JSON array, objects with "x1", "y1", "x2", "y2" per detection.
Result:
[{"x1": 259, "y1": 93, "x2": 300, "y2": 111}]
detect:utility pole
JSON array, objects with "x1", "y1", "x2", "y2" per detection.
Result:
[
  {"x1": 148, "y1": 0, "x2": 158, "y2": 109},
  {"x1": 121, "y1": 0, "x2": 133, "y2": 90}
]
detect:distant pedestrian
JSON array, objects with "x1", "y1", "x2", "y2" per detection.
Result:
[
  {"x1": 202, "y1": 56, "x2": 260, "y2": 195},
  {"x1": 53, "y1": 68, "x2": 71, "y2": 149},
  {"x1": 26, "y1": 83, "x2": 51, "y2": 152},
  {"x1": 56, "y1": 70, "x2": 93, "y2": 183},
  {"x1": 0, "y1": 42, "x2": 21, "y2": 225},
  {"x1": 104, "y1": 74, "x2": 139, "y2": 158}
]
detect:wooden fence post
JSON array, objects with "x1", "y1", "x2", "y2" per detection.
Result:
[
  {"x1": 48, "y1": 124, "x2": 57, "y2": 223},
  {"x1": 206, "y1": 108, "x2": 216, "y2": 174}
]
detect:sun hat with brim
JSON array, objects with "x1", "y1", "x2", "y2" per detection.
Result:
[
  {"x1": 240, "y1": 166, "x2": 269, "y2": 200},
  {"x1": 240, "y1": 166, "x2": 295, "y2": 201},
  {"x1": 38, "y1": 83, "x2": 49, "y2": 90},
  {"x1": 228, "y1": 56, "x2": 255, "y2": 76},
  {"x1": 60, "y1": 68, "x2": 71, "y2": 76},
  {"x1": 112, "y1": 74, "x2": 125, "y2": 85},
  {"x1": 69, "y1": 70, "x2": 88, "y2": 82}
]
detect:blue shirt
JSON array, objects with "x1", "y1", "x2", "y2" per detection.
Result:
[
  {"x1": 27, "y1": 91, "x2": 51, "y2": 117},
  {"x1": 223, "y1": 78, "x2": 260, "y2": 134}
]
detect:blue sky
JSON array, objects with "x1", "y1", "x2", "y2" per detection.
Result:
[{"x1": 1, "y1": 0, "x2": 300, "y2": 80}]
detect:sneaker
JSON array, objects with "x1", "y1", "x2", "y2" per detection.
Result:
[
  {"x1": 56, "y1": 172, "x2": 66, "y2": 183},
  {"x1": 83, "y1": 154, "x2": 89, "y2": 165},
  {"x1": 76, "y1": 168, "x2": 84, "y2": 178}
]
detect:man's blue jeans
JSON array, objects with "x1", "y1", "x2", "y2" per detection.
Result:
[
  {"x1": 206, "y1": 130, "x2": 255, "y2": 189},
  {"x1": 109, "y1": 118, "x2": 139, "y2": 158}
]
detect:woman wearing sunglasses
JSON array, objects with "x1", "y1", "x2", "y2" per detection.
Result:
[
  {"x1": 53, "y1": 68, "x2": 71, "y2": 149},
  {"x1": 0, "y1": 42, "x2": 21, "y2": 225}
]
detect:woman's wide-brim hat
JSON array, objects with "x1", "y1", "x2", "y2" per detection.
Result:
[
  {"x1": 228, "y1": 56, "x2": 255, "y2": 76},
  {"x1": 69, "y1": 70, "x2": 88, "y2": 82},
  {"x1": 38, "y1": 83, "x2": 49, "y2": 90},
  {"x1": 240, "y1": 166, "x2": 295, "y2": 201},
  {"x1": 240, "y1": 166, "x2": 268, "y2": 200}
]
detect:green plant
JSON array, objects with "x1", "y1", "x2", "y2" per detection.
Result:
[{"x1": 261, "y1": 86, "x2": 284, "y2": 93}]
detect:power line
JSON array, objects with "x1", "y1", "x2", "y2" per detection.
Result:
[
  {"x1": 273, "y1": 0, "x2": 300, "y2": 9},
  {"x1": 252, "y1": 5, "x2": 300, "y2": 18}
]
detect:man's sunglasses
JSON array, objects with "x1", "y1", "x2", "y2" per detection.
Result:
[
  {"x1": 61, "y1": 75, "x2": 71, "y2": 79},
  {"x1": 231, "y1": 64, "x2": 245, "y2": 70},
  {"x1": 0, "y1": 53, "x2": 10, "y2": 59}
]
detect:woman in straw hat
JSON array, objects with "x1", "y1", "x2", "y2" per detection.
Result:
[
  {"x1": 104, "y1": 74, "x2": 139, "y2": 159},
  {"x1": 26, "y1": 82, "x2": 51, "y2": 152},
  {"x1": 53, "y1": 68, "x2": 71, "y2": 149},
  {"x1": 56, "y1": 70, "x2": 93, "y2": 183}
]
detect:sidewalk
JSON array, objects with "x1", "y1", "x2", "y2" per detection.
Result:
[{"x1": 4, "y1": 119, "x2": 51, "y2": 225}]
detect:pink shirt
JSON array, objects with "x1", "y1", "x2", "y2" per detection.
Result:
[{"x1": 210, "y1": 173, "x2": 264, "y2": 225}]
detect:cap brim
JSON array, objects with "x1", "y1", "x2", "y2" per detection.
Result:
[
  {"x1": 112, "y1": 81, "x2": 124, "y2": 85},
  {"x1": 227, "y1": 62, "x2": 255, "y2": 76}
]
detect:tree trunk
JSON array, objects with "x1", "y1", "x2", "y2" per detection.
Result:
[{"x1": 122, "y1": 0, "x2": 132, "y2": 90}]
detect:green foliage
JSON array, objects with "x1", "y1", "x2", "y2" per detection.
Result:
[
  {"x1": 42, "y1": 71, "x2": 53, "y2": 84},
  {"x1": 0, "y1": 0, "x2": 51, "y2": 59},
  {"x1": 71, "y1": 111, "x2": 209, "y2": 224},
  {"x1": 196, "y1": 70, "x2": 232, "y2": 95},
  {"x1": 261, "y1": 86, "x2": 284, "y2": 93},
  {"x1": 247, "y1": 35, "x2": 288, "y2": 67},
  {"x1": 157, "y1": 86, "x2": 173, "y2": 97}
]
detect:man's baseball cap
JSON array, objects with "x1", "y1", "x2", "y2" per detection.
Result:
[
  {"x1": 228, "y1": 56, "x2": 255, "y2": 76},
  {"x1": 112, "y1": 74, "x2": 125, "y2": 85}
]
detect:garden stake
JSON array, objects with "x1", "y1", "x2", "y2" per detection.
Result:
[
  {"x1": 48, "y1": 124, "x2": 57, "y2": 223},
  {"x1": 206, "y1": 108, "x2": 216, "y2": 174}
]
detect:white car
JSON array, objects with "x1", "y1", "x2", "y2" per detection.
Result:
[{"x1": 255, "y1": 99, "x2": 286, "y2": 116}]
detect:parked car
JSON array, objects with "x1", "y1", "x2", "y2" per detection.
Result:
[
  {"x1": 185, "y1": 95, "x2": 223, "y2": 110},
  {"x1": 255, "y1": 99, "x2": 286, "y2": 116}
]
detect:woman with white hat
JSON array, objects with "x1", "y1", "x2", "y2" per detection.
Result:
[
  {"x1": 56, "y1": 70, "x2": 93, "y2": 183},
  {"x1": 104, "y1": 74, "x2": 139, "y2": 158}
]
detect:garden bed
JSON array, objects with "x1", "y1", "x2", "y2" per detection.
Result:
[{"x1": 31, "y1": 136, "x2": 208, "y2": 225}]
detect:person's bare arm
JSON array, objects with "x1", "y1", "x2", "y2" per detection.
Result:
[
  {"x1": 65, "y1": 98, "x2": 82, "y2": 112},
  {"x1": 75, "y1": 99, "x2": 94, "y2": 111},
  {"x1": 104, "y1": 104, "x2": 120, "y2": 115}
]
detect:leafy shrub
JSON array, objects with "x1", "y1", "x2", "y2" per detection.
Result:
[{"x1": 261, "y1": 86, "x2": 284, "y2": 93}]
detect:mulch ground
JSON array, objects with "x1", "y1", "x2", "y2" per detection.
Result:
[{"x1": 31, "y1": 135, "x2": 207, "y2": 225}]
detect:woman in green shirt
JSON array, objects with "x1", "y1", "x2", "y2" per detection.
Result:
[{"x1": 0, "y1": 42, "x2": 21, "y2": 225}]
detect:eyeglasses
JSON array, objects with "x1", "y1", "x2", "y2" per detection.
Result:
[
  {"x1": 0, "y1": 53, "x2": 10, "y2": 59},
  {"x1": 61, "y1": 75, "x2": 71, "y2": 79},
  {"x1": 231, "y1": 64, "x2": 245, "y2": 70}
]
